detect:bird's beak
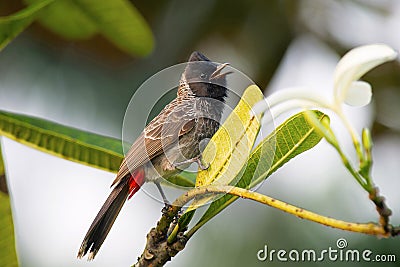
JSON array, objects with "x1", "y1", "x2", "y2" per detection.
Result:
[{"x1": 210, "y1": 63, "x2": 233, "y2": 80}]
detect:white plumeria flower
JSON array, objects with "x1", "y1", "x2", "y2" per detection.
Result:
[
  {"x1": 333, "y1": 44, "x2": 397, "y2": 107},
  {"x1": 253, "y1": 44, "x2": 398, "y2": 142}
]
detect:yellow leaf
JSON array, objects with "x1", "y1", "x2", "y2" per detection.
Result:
[{"x1": 188, "y1": 85, "x2": 264, "y2": 210}]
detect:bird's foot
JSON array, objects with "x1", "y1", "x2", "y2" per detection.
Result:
[
  {"x1": 161, "y1": 202, "x2": 172, "y2": 215},
  {"x1": 196, "y1": 155, "x2": 209, "y2": 170},
  {"x1": 173, "y1": 155, "x2": 209, "y2": 170}
]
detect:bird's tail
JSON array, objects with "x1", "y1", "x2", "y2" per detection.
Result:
[{"x1": 77, "y1": 168, "x2": 145, "y2": 260}]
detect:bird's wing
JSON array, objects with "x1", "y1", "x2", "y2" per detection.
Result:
[{"x1": 111, "y1": 97, "x2": 196, "y2": 186}]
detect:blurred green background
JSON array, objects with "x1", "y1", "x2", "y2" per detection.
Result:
[{"x1": 0, "y1": 0, "x2": 399, "y2": 266}]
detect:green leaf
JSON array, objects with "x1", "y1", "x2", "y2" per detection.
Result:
[
  {"x1": 304, "y1": 110, "x2": 337, "y2": 148},
  {"x1": 0, "y1": 140, "x2": 18, "y2": 266},
  {"x1": 187, "y1": 110, "x2": 328, "y2": 237},
  {"x1": 0, "y1": 110, "x2": 193, "y2": 188},
  {"x1": 164, "y1": 171, "x2": 196, "y2": 188},
  {"x1": 0, "y1": 0, "x2": 54, "y2": 51},
  {"x1": 0, "y1": 140, "x2": 5, "y2": 184},
  {"x1": 195, "y1": 85, "x2": 264, "y2": 186},
  {"x1": 23, "y1": 0, "x2": 97, "y2": 39},
  {"x1": 0, "y1": 110, "x2": 123, "y2": 173},
  {"x1": 187, "y1": 85, "x2": 264, "y2": 210},
  {"x1": 73, "y1": 0, "x2": 154, "y2": 56},
  {"x1": 0, "y1": 191, "x2": 19, "y2": 267}
]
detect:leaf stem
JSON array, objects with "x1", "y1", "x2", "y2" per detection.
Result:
[
  {"x1": 336, "y1": 149, "x2": 369, "y2": 190},
  {"x1": 175, "y1": 185, "x2": 393, "y2": 238},
  {"x1": 335, "y1": 109, "x2": 365, "y2": 163}
]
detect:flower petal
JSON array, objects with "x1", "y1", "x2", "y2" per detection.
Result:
[
  {"x1": 344, "y1": 81, "x2": 372, "y2": 107},
  {"x1": 261, "y1": 99, "x2": 321, "y2": 125},
  {"x1": 334, "y1": 44, "x2": 397, "y2": 103},
  {"x1": 253, "y1": 87, "x2": 333, "y2": 119}
]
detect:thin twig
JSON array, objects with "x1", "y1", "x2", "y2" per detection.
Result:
[
  {"x1": 368, "y1": 186, "x2": 393, "y2": 232},
  {"x1": 173, "y1": 185, "x2": 392, "y2": 236}
]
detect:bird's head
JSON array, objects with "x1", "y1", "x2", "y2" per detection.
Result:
[{"x1": 183, "y1": 51, "x2": 232, "y2": 101}]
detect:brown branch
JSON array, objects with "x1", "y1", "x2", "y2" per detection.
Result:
[
  {"x1": 368, "y1": 186, "x2": 393, "y2": 233},
  {"x1": 133, "y1": 205, "x2": 186, "y2": 267}
]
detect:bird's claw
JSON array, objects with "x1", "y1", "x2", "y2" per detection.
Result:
[
  {"x1": 161, "y1": 203, "x2": 172, "y2": 215},
  {"x1": 196, "y1": 156, "x2": 209, "y2": 170},
  {"x1": 172, "y1": 155, "x2": 210, "y2": 170}
]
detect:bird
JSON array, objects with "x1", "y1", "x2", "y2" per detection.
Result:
[{"x1": 77, "y1": 51, "x2": 232, "y2": 260}]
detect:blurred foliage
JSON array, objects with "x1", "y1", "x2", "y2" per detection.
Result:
[
  {"x1": 0, "y1": 140, "x2": 5, "y2": 194},
  {"x1": 0, "y1": 0, "x2": 154, "y2": 56},
  {"x1": 0, "y1": 141, "x2": 18, "y2": 266},
  {"x1": 0, "y1": 0, "x2": 53, "y2": 50},
  {"x1": 1, "y1": 0, "x2": 399, "y2": 96},
  {"x1": 23, "y1": 0, "x2": 97, "y2": 39},
  {"x1": 0, "y1": 0, "x2": 295, "y2": 85}
]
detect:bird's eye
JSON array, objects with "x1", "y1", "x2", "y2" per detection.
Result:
[{"x1": 200, "y1": 73, "x2": 207, "y2": 79}]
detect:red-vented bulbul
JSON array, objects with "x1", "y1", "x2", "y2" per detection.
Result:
[{"x1": 77, "y1": 51, "x2": 231, "y2": 260}]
